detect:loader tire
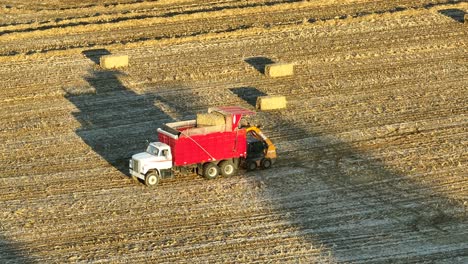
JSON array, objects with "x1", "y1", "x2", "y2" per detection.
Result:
[
  {"x1": 246, "y1": 161, "x2": 257, "y2": 171},
  {"x1": 261, "y1": 158, "x2": 272, "y2": 169}
]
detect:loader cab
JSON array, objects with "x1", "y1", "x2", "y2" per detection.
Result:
[{"x1": 246, "y1": 137, "x2": 267, "y2": 160}]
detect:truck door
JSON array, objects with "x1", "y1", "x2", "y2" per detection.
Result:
[{"x1": 156, "y1": 149, "x2": 172, "y2": 170}]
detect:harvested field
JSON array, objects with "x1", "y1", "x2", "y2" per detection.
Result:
[{"x1": 0, "y1": 0, "x2": 467, "y2": 263}]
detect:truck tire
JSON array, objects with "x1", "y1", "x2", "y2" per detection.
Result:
[
  {"x1": 261, "y1": 158, "x2": 272, "y2": 169},
  {"x1": 246, "y1": 160, "x2": 257, "y2": 171},
  {"x1": 219, "y1": 160, "x2": 236, "y2": 177},
  {"x1": 145, "y1": 171, "x2": 160, "y2": 188},
  {"x1": 203, "y1": 163, "x2": 220, "y2": 180}
]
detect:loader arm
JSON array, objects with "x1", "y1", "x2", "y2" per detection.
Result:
[{"x1": 245, "y1": 126, "x2": 277, "y2": 159}]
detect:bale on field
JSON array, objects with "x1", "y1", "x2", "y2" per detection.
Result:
[
  {"x1": 100, "y1": 55, "x2": 129, "y2": 69},
  {"x1": 256, "y1": 95, "x2": 287, "y2": 110},
  {"x1": 196, "y1": 112, "x2": 225, "y2": 127},
  {"x1": 264, "y1": 63, "x2": 294, "y2": 78},
  {"x1": 465, "y1": 13, "x2": 467, "y2": 24}
]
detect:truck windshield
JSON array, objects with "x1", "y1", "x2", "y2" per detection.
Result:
[{"x1": 146, "y1": 145, "x2": 159, "y2": 156}]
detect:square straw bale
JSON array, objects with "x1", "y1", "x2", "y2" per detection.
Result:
[
  {"x1": 264, "y1": 63, "x2": 294, "y2": 77},
  {"x1": 196, "y1": 113, "x2": 226, "y2": 127},
  {"x1": 256, "y1": 95, "x2": 287, "y2": 110},
  {"x1": 100, "y1": 55, "x2": 129, "y2": 69}
]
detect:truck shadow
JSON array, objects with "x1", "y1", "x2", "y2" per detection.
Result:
[
  {"x1": 0, "y1": 235, "x2": 34, "y2": 264},
  {"x1": 66, "y1": 51, "x2": 174, "y2": 176}
]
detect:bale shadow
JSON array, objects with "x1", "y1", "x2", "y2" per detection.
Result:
[
  {"x1": 438, "y1": 9, "x2": 465, "y2": 23},
  {"x1": 229, "y1": 87, "x2": 267, "y2": 107},
  {"x1": 244, "y1": 56, "x2": 275, "y2": 74},
  {"x1": 82, "y1": 49, "x2": 112, "y2": 65}
]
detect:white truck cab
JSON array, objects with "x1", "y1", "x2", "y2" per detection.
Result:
[{"x1": 129, "y1": 142, "x2": 173, "y2": 182}]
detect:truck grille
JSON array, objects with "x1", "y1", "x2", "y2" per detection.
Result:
[{"x1": 132, "y1": 159, "x2": 140, "y2": 171}]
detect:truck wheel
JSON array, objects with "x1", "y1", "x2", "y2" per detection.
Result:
[
  {"x1": 203, "y1": 163, "x2": 220, "y2": 180},
  {"x1": 246, "y1": 161, "x2": 257, "y2": 171},
  {"x1": 261, "y1": 158, "x2": 272, "y2": 169},
  {"x1": 219, "y1": 160, "x2": 236, "y2": 177},
  {"x1": 145, "y1": 171, "x2": 160, "y2": 188}
]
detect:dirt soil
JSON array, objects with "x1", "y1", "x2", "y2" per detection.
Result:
[{"x1": 0, "y1": 0, "x2": 467, "y2": 263}]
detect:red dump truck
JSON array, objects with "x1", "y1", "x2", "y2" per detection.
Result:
[{"x1": 129, "y1": 106, "x2": 276, "y2": 187}]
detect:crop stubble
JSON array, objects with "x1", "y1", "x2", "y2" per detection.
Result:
[{"x1": 0, "y1": 0, "x2": 467, "y2": 263}]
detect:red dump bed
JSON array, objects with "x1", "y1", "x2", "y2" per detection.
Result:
[
  {"x1": 158, "y1": 128, "x2": 247, "y2": 166},
  {"x1": 157, "y1": 106, "x2": 254, "y2": 167}
]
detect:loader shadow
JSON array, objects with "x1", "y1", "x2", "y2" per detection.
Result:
[
  {"x1": 244, "y1": 56, "x2": 275, "y2": 74},
  {"x1": 238, "y1": 98, "x2": 467, "y2": 261},
  {"x1": 438, "y1": 9, "x2": 465, "y2": 23},
  {"x1": 0, "y1": 236, "x2": 34, "y2": 264},
  {"x1": 229, "y1": 87, "x2": 267, "y2": 107}
]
